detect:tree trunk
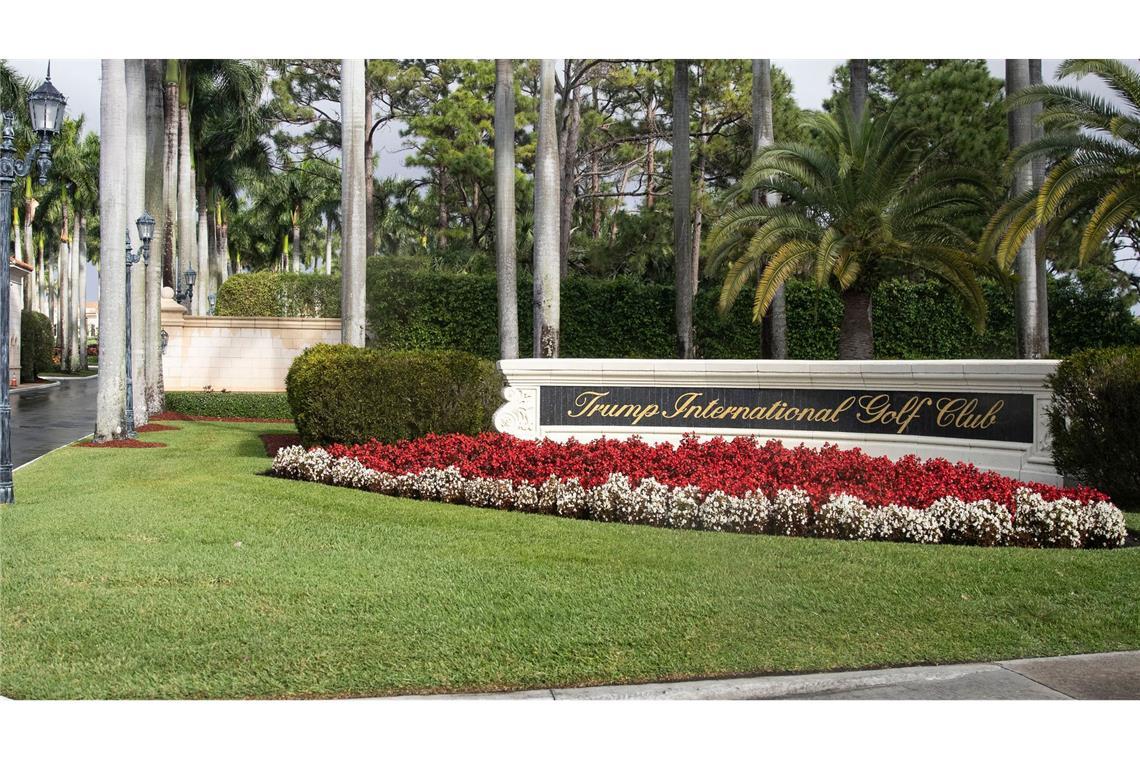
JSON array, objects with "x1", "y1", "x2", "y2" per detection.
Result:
[
  {"x1": 753, "y1": 59, "x2": 787, "y2": 359},
  {"x1": 645, "y1": 89, "x2": 656, "y2": 210},
  {"x1": 218, "y1": 219, "x2": 230, "y2": 280},
  {"x1": 692, "y1": 68, "x2": 706, "y2": 299},
  {"x1": 1029, "y1": 59, "x2": 1050, "y2": 355},
  {"x1": 195, "y1": 182, "x2": 209, "y2": 316},
  {"x1": 58, "y1": 232, "x2": 70, "y2": 372},
  {"x1": 162, "y1": 60, "x2": 179, "y2": 290},
  {"x1": 364, "y1": 79, "x2": 375, "y2": 257},
  {"x1": 77, "y1": 217, "x2": 89, "y2": 371},
  {"x1": 437, "y1": 166, "x2": 449, "y2": 250},
  {"x1": 850, "y1": 59, "x2": 869, "y2": 120},
  {"x1": 126, "y1": 59, "x2": 148, "y2": 426},
  {"x1": 290, "y1": 221, "x2": 302, "y2": 273},
  {"x1": 178, "y1": 77, "x2": 197, "y2": 310},
  {"x1": 494, "y1": 60, "x2": 519, "y2": 360},
  {"x1": 673, "y1": 60, "x2": 694, "y2": 359},
  {"x1": 533, "y1": 60, "x2": 561, "y2": 358},
  {"x1": 324, "y1": 215, "x2": 333, "y2": 275},
  {"x1": 559, "y1": 79, "x2": 581, "y2": 278},
  {"x1": 1006, "y1": 59, "x2": 1041, "y2": 358},
  {"x1": 69, "y1": 212, "x2": 83, "y2": 372},
  {"x1": 611, "y1": 165, "x2": 630, "y2": 244},
  {"x1": 144, "y1": 59, "x2": 166, "y2": 413},
  {"x1": 95, "y1": 59, "x2": 129, "y2": 442},
  {"x1": 340, "y1": 59, "x2": 367, "y2": 347},
  {"x1": 24, "y1": 189, "x2": 37, "y2": 312},
  {"x1": 838, "y1": 288, "x2": 874, "y2": 360}
]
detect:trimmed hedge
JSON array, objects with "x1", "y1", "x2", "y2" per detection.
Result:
[
  {"x1": 1048, "y1": 347, "x2": 1140, "y2": 509},
  {"x1": 215, "y1": 271, "x2": 340, "y2": 318},
  {"x1": 286, "y1": 344, "x2": 501, "y2": 447},
  {"x1": 164, "y1": 391, "x2": 292, "y2": 419},
  {"x1": 20, "y1": 310, "x2": 54, "y2": 382},
  {"x1": 215, "y1": 260, "x2": 1138, "y2": 360}
]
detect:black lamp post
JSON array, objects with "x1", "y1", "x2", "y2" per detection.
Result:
[
  {"x1": 0, "y1": 66, "x2": 65, "y2": 503},
  {"x1": 174, "y1": 265, "x2": 196, "y2": 312},
  {"x1": 123, "y1": 213, "x2": 154, "y2": 438}
]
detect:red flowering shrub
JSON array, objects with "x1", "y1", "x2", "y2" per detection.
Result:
[{"x1": 324, "y1": 433, "x2": 1106, "y2": 511}]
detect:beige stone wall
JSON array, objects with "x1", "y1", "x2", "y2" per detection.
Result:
[{"x1": 160, "y1": 293, "x2": 341, "y2": 392}]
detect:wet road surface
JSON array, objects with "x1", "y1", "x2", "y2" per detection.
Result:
[{"x1": 11, "y1": 378, "x2": 98, "y2": 467}]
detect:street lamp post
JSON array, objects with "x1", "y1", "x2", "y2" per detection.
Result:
[
  {"x1": 174, "y1": 265, "x2": 196, "y2": 312},
  {"x1": 0, "y1": 69, "x2": 66, "y2": 503}
]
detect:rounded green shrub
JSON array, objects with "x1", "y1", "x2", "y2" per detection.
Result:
[
  {"x1": 1047, "y1": 347, "x2": 1140, "y2": 508},
  {"x1": 20, "y1": 310, "x2": 54, "y2": 382},
  {"x1": 286, "y1": 344, "x2": 501, "y2": 446}
]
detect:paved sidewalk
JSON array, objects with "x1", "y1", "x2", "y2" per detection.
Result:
[
  {"x1": 11, "y1": 377, "x2": 98, "y2": 468},
  {"x1": 395, "y1": 651, "x2": 1140, "y2": 700}
]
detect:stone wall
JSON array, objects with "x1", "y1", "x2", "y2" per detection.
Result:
[{"x1": 160, "y1": 291, "x2": 340, "y2": 392}]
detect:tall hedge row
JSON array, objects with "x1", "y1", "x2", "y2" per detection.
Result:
[
  {"x1": 215, "y1": 260, "x2": 1139, "y2": 360},
  {"x1": 20, "y1": 310, "x2": 54, "y2": 382}
]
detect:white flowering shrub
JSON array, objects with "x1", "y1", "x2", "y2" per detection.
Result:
[
  {"x1": 769, "y1": 488, "x2": 813, "y2": 537},
  {"x1": 514, "y1": 483, "x2": 539, "y2": 513},
  {"x1": 272, "y1": 445, "x2": 1126, "y2": 550},
  {"x1": 326, "y1": 457, "x2": 378, "y2": 489},
  {"x1": 668, "y1": 485, "x2": 704, "y2": 529},
  {"x1": 588, "y1": 473, "x2": 637, "y2": 523},
  {"x1": 1012, "y1": 489, "x2": 1081, "y2": 548},
  {"x1": 633, "y1": 478, "x2": 672, "y2": 527},
  {"x1": 815, "y1": 494, "x2": 874, "y2": 541},
  {"x1": 1076, "y1": 501, "x2": 1128, "y2": 548},
  {"x1": 697, "y1": 491, "x2": 744, "y2": 532},
  {"x1": 928, "y1": 497, "x2": 1012, "y2": 547}
]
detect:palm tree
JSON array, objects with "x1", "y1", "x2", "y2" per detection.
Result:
[
  {"x1": 494, "y1": 59, "x2": 518, "y2": 360},
  {"x1": 982, "y1": 59, "x2": 1140, "y2": 336},
  {"x1": 126, "y1": 59, "x2": 148, "y2": 426},
  {"x1": 533, "y1": 59, "x2": 560, "y2": 358},
  {"x1": 144, "y1": 59, "x2": 166, "y2": 414},
  {"x1": 340, "y1": 59, "x2": 367, "y2": 347},
  {"x1": 706, "y1": 108, "x2": 989, "y2": 359},
  {"x1": 95, "y1": 60, "x2": 128, "y2": 442},
  {"x1": 752, "y1": 59, "x2": 787, "y2": 359},
  {"x1": 673, "y1": 60, "x2": 694, "y2": 359},
  {"x1": 162, "y1": 60, "x2": 179, "y2": 289}
]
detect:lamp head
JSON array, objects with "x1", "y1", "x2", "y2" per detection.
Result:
[
  {"x1": 136, "y1": 212, "x2": 156, "y2": 244},
  {"x1": 28, "y1": 64, "x2": 67, "y2": 139}
]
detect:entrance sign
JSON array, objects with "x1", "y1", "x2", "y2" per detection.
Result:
[{"x1": 494, "y1": 359, "x2": 1060, "y2": 484}]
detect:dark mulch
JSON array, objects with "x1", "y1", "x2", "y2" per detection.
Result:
[
  {"x1": 76, "y1": 440, "x2": 167, "y2": 449},
  {"x1": 261, "y1": 433, "x2": 302, "y2": 457},
  {"x1": 153, "y1": 411, "x2": 293, "y2": 423},
  {"x1": 137, "y1": 423, "x2": 181, "y2": 433}
]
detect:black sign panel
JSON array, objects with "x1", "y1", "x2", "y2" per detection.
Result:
[{"x1": 539, "y1": 386, "x2": 1035, "y2": 443}]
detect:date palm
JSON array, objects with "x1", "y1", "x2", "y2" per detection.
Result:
[
  {"x1": 981, "y1": 59, "x2": 1140, "y2": 271},
  {"x1": 706, "y1": 107, "x2": 990, "y2": 359}
]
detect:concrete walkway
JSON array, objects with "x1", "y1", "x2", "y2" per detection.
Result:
[
  {"x1": 396, "y1": 651, "x2": 1140, "y2": 700},
  {"x1": 11, "y1": 376, "x2": 98, "y2": 468}
]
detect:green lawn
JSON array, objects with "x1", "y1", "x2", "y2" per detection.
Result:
[{"x1": 2, "y1": 421, "x2": 1137, "y2": 699}]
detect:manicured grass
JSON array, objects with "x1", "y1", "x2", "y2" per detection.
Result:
[{"x1": 2, "y1": 421, "x2": 1137, "y2": 699}]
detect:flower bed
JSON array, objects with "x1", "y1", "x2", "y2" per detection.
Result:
[{"x1": 271, "y1": 433, "x2": 1128, "y2": 549}]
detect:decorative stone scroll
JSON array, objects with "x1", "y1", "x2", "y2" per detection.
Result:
[{"x1": 495, "y1": 359, "x2": 1062, "y2": 484}]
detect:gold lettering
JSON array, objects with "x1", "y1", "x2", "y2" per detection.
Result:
[
  {"x1": 567, "y1": 391, "x2": 609, "y2": 419},
  {"x1": 663, "y1": 392, "x2": 703, "y2": 420}
]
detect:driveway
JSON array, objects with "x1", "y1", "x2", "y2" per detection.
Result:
[{"x1": 11, "y1": 378, "x2": 98, "y2": 467}]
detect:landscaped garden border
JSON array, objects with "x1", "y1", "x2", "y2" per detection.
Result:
[{"x1": 271, "y1": 433, "x2": 1128, "y2": 549}]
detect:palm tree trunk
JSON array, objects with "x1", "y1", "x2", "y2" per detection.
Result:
[
  {"x1": 364, "y1": 80, "x2": 375, "y2": 257},
  {"x1": 70, "y1": 212, "x2": 84, "y2": 372},
  {"x1": 838, "y1": 288, "x2": 874, "y2": 360},
  {"x1": 290, "y1": 220, "x2": 302, "y2": 272},
  {"x1": 195, "y1": 182, "x2": 209, "y2": 315},
  {"x1": 1006, "y1": 59, "x2": 1041, "y2": 359},
  {"x1": 95, "y1": 59, "x2": 129, "y2": 442},
  {"x1": 218, "y1": 215, "x2": 230, "y2": 281},
  {"x1": 143, "y1": 60, "x2": 166, "y2": 411},
  {"x1": 533, "y1": 60, "x2": 561, "y2": 358},
  {"x1": 58, "y1": 236, "x2": 70, "y2": 372},
  {"x1": 24, "y1": 187, "x2": 37, "y2": 312},
  {"x1": 126, "y1": 58, "x2": 148, "y2": 426},
  {"x1": 558, "y1": 80, "x2": 581, "y2": 278},
  {"x1": 162, "y1": 60, "x2": 179, "y2": 290},
  {"x1": 673, "y1": 60, "x2": 694, "y2": 359},
  {"x1": 753, "y1": 59, "x2": 787, "y2": 359},
  {"x1": 494, "y1": 59, "x2": 519, "y2": 361},
  {"x1": 692, "y1": 68, "x2": 706, "y2": 299},
  {"x1": 850, "y1": 59, "x2": 869, "y2": 120},
  {"x1": 340, "y1": 59, "x2": 367, "y2": 347},
  {"x1": 1029, "y1": 59, "x2": 1049, "y2": 355},
  {"x1": 77, "y1": 217, "x2": 89, "y2": 370},
  {"x1": 178, "y1": 75, "x2": 197, "y2": 310},
  {"x1": 323, "y1": 215, "x2": 333, "y2": 275}
]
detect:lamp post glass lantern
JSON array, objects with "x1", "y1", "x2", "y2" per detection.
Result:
[
  {"x1": 175, "y1": 265, "x2": 196, "y2": 310},
  {"x1": 0, "y1": 67, "x2": 65, "y2": 503}
]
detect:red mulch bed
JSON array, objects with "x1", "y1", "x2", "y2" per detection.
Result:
[
  {"x1": 137, "y1": 423, "x2": 181, "y2": 432},
  {"x1": 76, "y1": 439, "x2": 167, "y2": 449},
  {"x1": 261, "y1": 433, "x2": 302, "y2": 457},
  {"x1": 153, "y1": 411, "x2": 292, "y2": 423}
]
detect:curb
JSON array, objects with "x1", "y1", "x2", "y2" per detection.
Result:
[
  {"x1": 14, "y1": 432, "x2": 93, "y2": 471},
  {"x1": 11, "y1": 380, "x2": 61, "y2": 394},
  {"x1": 36, "y1": 373, "x2": 98, "y2": 381}
]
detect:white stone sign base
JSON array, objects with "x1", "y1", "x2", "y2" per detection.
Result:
[{"x1": 494, "y1": 359, "x2": 1061, "y2": 485}]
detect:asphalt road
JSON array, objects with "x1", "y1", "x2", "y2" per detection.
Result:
[{"x1": 11, "y1": 378, "x2": 98, "y2": 467}]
